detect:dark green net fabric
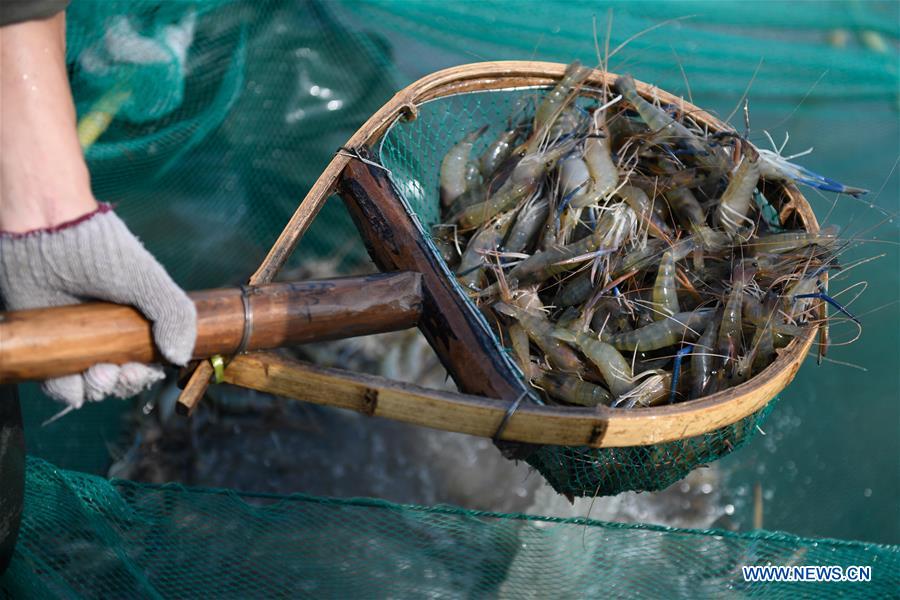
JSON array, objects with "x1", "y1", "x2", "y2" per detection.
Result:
[
  {"x1": 526, "y1": 403, "x2": 775, "y2": 497},
  {"x1": 3, "y1": 458, "x2": 897, "y2": 598}
]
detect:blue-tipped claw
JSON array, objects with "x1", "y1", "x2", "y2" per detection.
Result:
[{"x1": 794, "y1": 292, "x2": 860, "y2": 325}]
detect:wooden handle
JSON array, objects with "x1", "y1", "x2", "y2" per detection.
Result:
[{"x1": 0, "y1": 272, "x2": 422, "y2": 383}]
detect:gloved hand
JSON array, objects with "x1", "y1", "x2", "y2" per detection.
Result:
[{"x1": 0, "y1": 203, "x2": 196, "y2": 409}]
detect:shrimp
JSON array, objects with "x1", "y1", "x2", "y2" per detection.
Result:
[
  {"x1": 714, "y1": 143, "x2": 760, "y2": 238},
  {"x1": 548, "y1": 106, "x2": 588, "y2": 147},
  {"x1": 533, "y1": 61, "x2": 593, "y2": 139},
  {"x1": 533, "y1": 370, "x2": 612, "y2": 407},
  {"x1": 716, "y1": 263, "x2": 755, "y2": 373},
  {"x1": 456, "y1": 210, "x2": 515, "y2": 290},
  {"x1": 556, "y1": 205, "x2": 585, "y2": 246},
  {"x1": 614, "y1": 74, "x2": 727, "y2": 173},
  {"x1": 612, "y1": 371, "x2": 672, "y2": 408},
  {"x1": 505, "y1": 202, "x2": 636, "y2": 285},
  {"x1": 664, "y1": 187, "x2": 728, "y2": 253},
  {"x1": 757, "y1": 139, "x2": 868, "y2": 197},
  {"x1": 784, "y1": 274, "x2": 822, "y2": 322},
  {"x1": 431, "y1": 224, "x2": 461, "y2": 269},
  {"x1": 553, "y1": 237, "x2": 687, "y2": 308},
  {"x1": 454, "y1": 141, "x2": 572, "y2": 229},
  {"x1": 651, "y1": 249, "x2": 680, "y2": 319},
  {"x1": 618, "y1": 185, "x2": 674, "y2": 241},
  {"x1": 504, "y1": 196, "x2": 549, "y2": 254},
  {"x1": 464, "y1": 161, "x2": 482, "y2": 190},
  {"x1": 744, "y1": 323, "x2": 775, "y2": 379},
  {"x1": 558, "y1": 155, "x2": 592, "y2": 208},
  {"x1": 553, "y1": 271, "x2": 596, "y2": 307},
  {"x1": 590, "y1": 298, "x2": 634, "y2": 336},
  {"x1": 434, "y1": 60, "x2": 868, "y2": 407},
  {"x1": 555, "y1": 306, "x2": 582, "y2": 331},
  {"x1": 480, "y1": 128, "x2": 520, "y2": 177},
  {"x1": 494, "y1": 301, "x2": 584, "y2": 374},
  {"x1": 553, "y1": 328, "x2": 635, "y2": 397},
  {"x1": 733, "y1": 293, "x2": 785, "y2": 383},
  {"x1": 507, "y1": 322, "x2": 533, "y2": 379},
  {"x1": 691, "y1": 311, "x2": 721, "y2": 399},
  {"x1": 440, "y1": 126, "x2": 488, "y2": 208},
  {"x1": 748, "y1": 226, "x2": 839, "y2": 255},
  {"x1": 665, "y1": 186, "x2": 705, "y2": 229},
  {"x1": 446, "y1": 187, "x2": 487, "y2": 217},
  {"x1": 743, "y1": 296, "x2": 804, "y2": 337},
  {"x1": 606, "y1": 309, "x2": 715, "y2": 351},
  {"x1": 572, "y1": 108, "x2": 619, "y2": 209},
  {"x1": 629, "y1": 168, "x2": 707, "y2": 194}
]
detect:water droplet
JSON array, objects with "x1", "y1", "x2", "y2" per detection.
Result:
[
  {"x1": 725, "y1": 504, "x2": 735, "y2": 515},
  {"x1": 864, "y1": 488, "x2": 872, "y2": 497}
]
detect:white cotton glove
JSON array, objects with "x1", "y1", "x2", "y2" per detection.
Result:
[{"x1": 0, "y1": 204, "x2": 196, "y2": 409}]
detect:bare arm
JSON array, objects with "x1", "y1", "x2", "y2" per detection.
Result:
[{"x1": 0, "y1": 12, "x2": 97, "y2": 232}]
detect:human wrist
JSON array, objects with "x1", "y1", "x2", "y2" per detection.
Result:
[{"x1": 0, "y1": 191, "x2": 99, "y2": 233}]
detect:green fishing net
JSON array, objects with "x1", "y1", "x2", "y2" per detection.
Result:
[
  {"x1": 8, "y1": 0, "x2": 899, "y2": 594},
  {"x1": 2, "y1": 458, "x2": 897, "y2": 597}
]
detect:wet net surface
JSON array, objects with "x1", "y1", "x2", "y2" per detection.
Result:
[{"x1": 3, "y1": 457, "x2": 898, "y2": 598}]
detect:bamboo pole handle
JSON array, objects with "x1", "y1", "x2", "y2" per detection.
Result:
[{"x1": 0, "y1": 272, "x2": 422, "y2": 384}]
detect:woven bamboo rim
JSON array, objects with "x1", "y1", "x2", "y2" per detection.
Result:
[{"x1": 246, "y1": 61, "x2": 819, "y2": 448}]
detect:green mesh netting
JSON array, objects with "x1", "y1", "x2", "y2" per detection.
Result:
[
  {"x1": 527, "y1": 402, "x2": 777, "y2": 497},
  {"x1": 3, "y1": 458, "x2": 898, "y2": 598},
  {"x1": 344, "y1": 0, "x2": 899, "y2": 104}
]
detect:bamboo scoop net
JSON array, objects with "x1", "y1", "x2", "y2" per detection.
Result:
[{"x1": 275, "y1": 61, "x2": 821, "y2": 497}]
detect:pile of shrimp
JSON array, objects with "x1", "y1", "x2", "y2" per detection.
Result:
[{"x1": 432, "y1": 61, "x2": 867, "y2": 410}]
